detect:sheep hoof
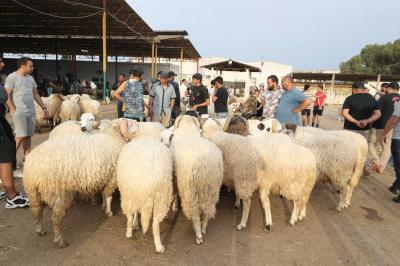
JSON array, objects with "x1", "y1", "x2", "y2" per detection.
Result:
[
  {"x1": 201, "y1": 230, "x2": 206, "y2": 236},
  {"x1": 105, "y1": 211, "x2": 113, "y2": 217},
  {"x1": 133, "y1": 225, "x2": 140, "y2": 231},
  {"x1": 265, "y1": 225, "x2": 272, "y2": 232},
  {"x1": 156, "y1": 245, "x2": 166, "y2": 254},
  {"x1": 336, "y1": 206, "x2": 343, "y2": 212},
  {"x1": 57, "y1": 241, "x2": 69, "y2": 249},
  {"x1": 126, "y1": 232, "x2": 133, "y2": 238},
  {"x1": 196, "y1": 237, "x2": 203, "y2": 245},
  {"x1": 236, "y1": 224, "x2": 246, "y2": 231},
  {"x1": 36, "y1": 230, "x2": 47, "y2": 236},
  {"x1": 289, "y1": 219, "x2": 297, "y2": 226}
]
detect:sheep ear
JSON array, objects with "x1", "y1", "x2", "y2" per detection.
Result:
[{"x1": 93, "y1": 121, "x2": 100, "y2": 129}]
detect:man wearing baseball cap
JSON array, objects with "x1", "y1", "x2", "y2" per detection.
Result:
[
  {"x1": 188, "y1": 73, "x2": 209, "y2": 115},
  {"x1": 168, "y1": 71, "x2": 181, "y2": 120},
  {"x1": 342, "y1": 81, "x2": 381, "y2": 139}
]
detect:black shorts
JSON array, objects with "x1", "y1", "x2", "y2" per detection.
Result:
[
  {"x1": 0, "y1": 116, "x2": 16, "y2": 163},
  {"x1": 313, "y1": 106, "x2": 324, "y2": 116},
  {"x1": 301, "y1": 109, "x2": 311, "y2": 116}
]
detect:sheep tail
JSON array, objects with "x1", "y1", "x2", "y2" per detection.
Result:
[{"x1": 348, "y1": 156, "x2": 364, "y2": 188}]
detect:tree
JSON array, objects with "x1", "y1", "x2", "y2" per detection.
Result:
[{"x1": 340, "y1": 39, "x2": 400, "y2": 75}]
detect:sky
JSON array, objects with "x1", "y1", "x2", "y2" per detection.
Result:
[{"x1": 128, "y1": 0, "x2": 400, "y2": 71}]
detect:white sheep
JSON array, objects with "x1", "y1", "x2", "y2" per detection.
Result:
[
  {"x1": 117, "y1": 138, "x2": 173, "y2": 253},
  {"x1": 23, "y1": 118, "x2": 138, "y2": 248},
  {"x1": 287, "y1": 126, "x2": 359, "y2": 210},
  {"x1": 35, "y1": 93, "x2": 63, "y2": 132},
  {"x1": 60, "y1": 95, "x2": 81, "y2": 122},
  {"x1": 202, "y1": 118, "x2": 317, "y2": 231},
  {"x1": 80, "y1": 94, "x2": 91, "y2": 101},
  {"x1": 79, "y1": 99, "x2": 101, "y2": 121},
  {"x1": 171, "y1": 115, "x2": 224, "y2": 244},
  {"x1": 299, "y1": 126, "x2": 368, "y2": 208}
]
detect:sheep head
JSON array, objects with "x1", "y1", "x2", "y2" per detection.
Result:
[
  {"x1": 257, "y1": 119, "x2": 283, "y2": 133},
  {"x1": 115, "y1": 118, "x2": 139, "y2": 141},
  {"x1": 80, "y1": 113, "x2": 96, "y2": 132},
  {"x1": 223, "y1": 115, "x2": 250, "y2": 136},
  {"x1": 174, "y1": 115, "x2": 201, "y2": 130}
]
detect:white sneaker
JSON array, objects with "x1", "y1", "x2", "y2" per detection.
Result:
[{"x1": 13, "y1": 170, "x2": 23, "y2": 178}]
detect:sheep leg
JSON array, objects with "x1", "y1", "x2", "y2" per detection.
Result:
[
  {"x1": 172, "y1": 194, "x2": 179, "y2": 212},
  {"x1": 298, "y1": 199, "x2": 307, "y2": 221},
  {"x1": 289, "y1": 200, "x2": 301, "y2": 226},
  {"x1": 337, "y1": 187, "x2": 346, "y2": 211},
  {"x1": 32, "y1": 203, "x2": 46, "y2": 236},
  {"x1": 52, "y1": 198, "x2": 72, "y2": 248},
  {"x1": 102, "y1": 181, "x2": 116, "y2": 217},
  {"x1": 237, "y1": 198, "x2": 251, "y2": 231},
  {"x1": 101, "y1": 191, "x2": 106, "y2": 210},
  {"x1": 259, "y1": 189, "x2": 273, "y2": 232},
  {"x1": 105, "y1": 195, "x2": 113, "y2": 217},
  {"x1": 192, "y1": 211, "x2": 203, "y2": 245},
  {"x1": 125, "y1": 212, "x2": 134, "y2": 238},
  {"x1": 201, "y1": 214, "x2": 210, "y2": 236},
  {"x1": 152, "y1": 217, "x2": 165, "y2": 253},
  {"x1": 132, "y1": 211, "x2": 140, "y2": 231},
  {"x1": 344, "y1": 185, "x2": 354, "y2": 208},
  {"x1": 234, "y1": 196, "x2": 241, "y2": 209}
]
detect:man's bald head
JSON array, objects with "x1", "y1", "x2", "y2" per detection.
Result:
[{"x1": 281, "y1": 75, "x2": 294, "y2": 91}]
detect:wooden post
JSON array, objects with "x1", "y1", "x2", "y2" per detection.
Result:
[
  {"x1": 196, "y1": 58, "x2": 199, "y2": 73},
  {"x1": 155, "y1": 45, "x2": 158, "y2": 77},
  {"x1": 115, "y1": 55, "x2": 118, "y2": 84},
  {"x1": 179, "y1": 47, "x2": 184, "y2": 83},
  {"x1": 102, "y1": 0, "x2": 107, "y2": 101},
  {"x1": 151, "y1": 43, "x2": 155, "y2": 78},
  {"x1": 329, "y1": 73, "x2": 335, "y2": 104}
]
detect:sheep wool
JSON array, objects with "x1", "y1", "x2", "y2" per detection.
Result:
[
  {"x1": 172, "y1": 115, "x2": 224, "y2": 245},
  {"x1": 117, "y1": 139, "x2": 173, "y2": 253},
  {"x1": 23, "y1": 119, "x2": 135, "y2": 248}
]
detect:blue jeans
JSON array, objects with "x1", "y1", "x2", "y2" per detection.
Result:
[
  {"x1": 391, "y1": 139, "x2": 400, "y2": 189},
  {"x1": 216, "y1": 112, "x2": 228, "y2": 118}
]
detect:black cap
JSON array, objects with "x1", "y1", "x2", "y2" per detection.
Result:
[
  {"x1": 168, "y1": 71, "x2": 177, "y2": 77},
  {"x1": 352, "y1": 81, "x2": 365, "y2": 89},
  {"x1": 192, "y1": 73, "x2": 202, "y2": 81},
  {"x1": 389, "y1": 81, "x2": 399, "y2": 90},
  {"x1": 159, "y1": 71, "x2": 170, "y2": 79}
]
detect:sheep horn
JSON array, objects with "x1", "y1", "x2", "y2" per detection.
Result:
[
  {"x1": 174, "y1": 116, "x2": 184, "y2": 129},
  {"x1": 223, "y1": 115, "x2": 233, "y2": 132},
  {"x1": 120, "y1": 119, "x2": 137, "y2": 140}
]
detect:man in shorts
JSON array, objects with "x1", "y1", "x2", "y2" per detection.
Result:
[
  {"x1": 5, "y1": 57, "x2": 48, "y2": 164},
  {"x1": 0, "y1": 57, "x2": 30, "y2": 208},
  {"x1": 301, "y1": 84, "x2": 313, "y2": 126}
]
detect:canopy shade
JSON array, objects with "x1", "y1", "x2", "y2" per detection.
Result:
[{"x1": 202, "y1": 59, "x2": 261, "y2": 73}]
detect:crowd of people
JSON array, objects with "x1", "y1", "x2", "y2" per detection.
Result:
[{"x1": 1, "y1": 56, "x2": 400, "y2": 209}]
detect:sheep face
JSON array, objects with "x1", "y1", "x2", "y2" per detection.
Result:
[
  {"x1": 256, "y1": 119, "x2": 283, "y2": 134},
  {"x1": 80, "y1": 113, "x2": 96, "y2": 132},
  {"x1": 160, "y1": 129, "x2": 174, "y2": 147}
]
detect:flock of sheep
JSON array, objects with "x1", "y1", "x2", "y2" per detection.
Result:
[{"x1": 22, "y1": 98, "x2": 367, "y2": 254}]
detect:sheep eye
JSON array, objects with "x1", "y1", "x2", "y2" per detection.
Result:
[{"x1": 266, "y1": 128, "x2": 271, "y2": 132}]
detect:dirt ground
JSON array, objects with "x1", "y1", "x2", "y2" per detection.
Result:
[{"x1": 1, "y1": 104, "x2": 400, "y2": 266}]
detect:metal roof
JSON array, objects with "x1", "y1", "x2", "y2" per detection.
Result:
[
  {"x1": 202, "y1": 59, "x2": 261, "y2": 72},
  {"x1": 293, "y1": 72, "x2": 400, "y2": 82},
  {"x1": 0, "y1": 0, "x2": 200, "y2": 59}
]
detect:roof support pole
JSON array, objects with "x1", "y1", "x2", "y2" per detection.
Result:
[
  {"x1": 151, "y1": 43, "x2": 155, "y2": 78},
  {"x1": 55, "y1": 41, "x2": 59, "y2": 80},
  {"x1": 245, "y1": 68, "x2": 251, "y2": 98},
  {"x1": 115, "y1": 54, "x2": 118, "y2": 84},
  {"x1": 179, "y1": 47, "x2": 183, "y2": 83},
  {"x1": 102, "y1": 0, "x2": 107, "y2": 101},
  {"x1": 155, "y1": 45, "x2": 158, "y2": 76},
  {"x1": 196, "y1": 59, "x2": 199, "y2": 73},
  {"x1": 329, "y1": 73, "x2": 335, "y2": 104}
]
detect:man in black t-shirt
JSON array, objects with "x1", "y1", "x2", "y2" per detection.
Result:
[
  {"x1": 342, "y1": 81, "x2": 381, "y2": 139},
  {"x1": 189, "y1": 73, "x2": 209, "y2": 115},
  {"x1": 369, "y1": 82, "x2": 400, "y2": 173},
  {"x1": 168, "y1": 71, "x2": 181, "y2": 120},
  {"x1": 212, "y1": 76, "x2": 228, "y2": 118}
]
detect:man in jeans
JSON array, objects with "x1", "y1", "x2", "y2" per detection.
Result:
[
  {"x1": 275, "y1": 75, "x2": 311, "y2": 125},
  {"x1": 212, "y1": 76, "x2": 228, "y2": 118},
  {"x1": 168, "y1": 71, "x2": 180, "y2": 121},
  {"x1": 112, "y1": 73, "x2": 126, "y2": 118},
  {"x1": 369, "y1": 82, "x2": 400, "y2": 174},
  {"x1": 381, "y1": 98, "x2": 400, "y2": 201},
  {"x1": 0, "y1": 58, "x2": 30, "y2": 208},
  {"x1": 149, "y1": 71, "x2": 176, "y2": 127},
  {"x1": 188, "y1": 73, "x2": 209, "y2": 115},
  {"x1": 5, "y1": 57, "x2": 48, "y2": 166},
  {"x1": 342, "y1": 81, "x2": 381, "y2": 139}
]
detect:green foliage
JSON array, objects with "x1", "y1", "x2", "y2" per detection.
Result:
[{"x1": 340, "y1": 39, "x2": 400, "y2": 74}]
